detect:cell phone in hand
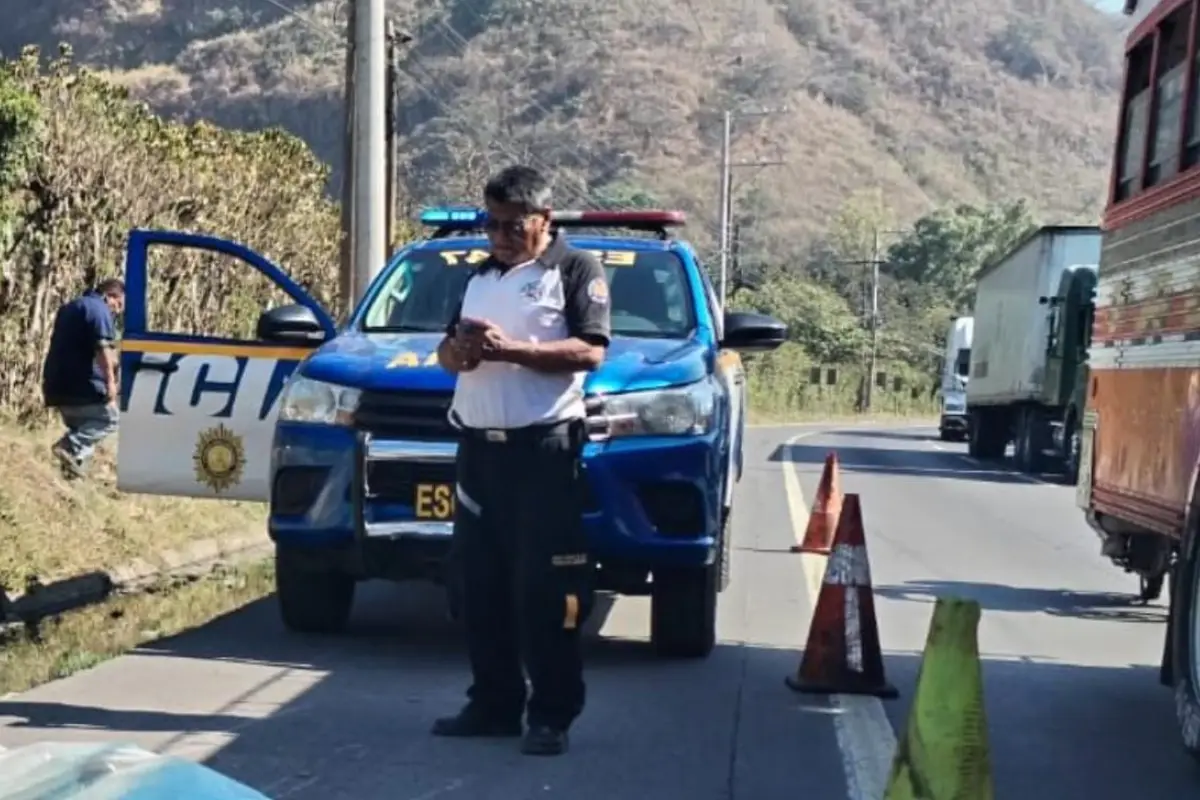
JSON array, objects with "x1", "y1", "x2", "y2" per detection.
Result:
[{"x1": 459, "y1": 319, "x2": 485, "y2": 334}]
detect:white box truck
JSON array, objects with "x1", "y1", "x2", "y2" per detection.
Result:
[
  {"x1": 938, "y1": 316, "x2": 973, "y2": 441},
  {"x1": 966, "y1": 225, "x2": 1100, "y2": 478}
]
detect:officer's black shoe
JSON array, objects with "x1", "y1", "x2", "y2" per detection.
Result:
[
  {"x1": 431, "y1": 707, "x2": 522, "y2": 738},
  {"x1": 520, "y1": 725, "x2": 569, "y2": 756}
]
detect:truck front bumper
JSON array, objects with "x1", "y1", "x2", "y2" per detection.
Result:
[
  {"x1": 267, "y1": 422, "x2": 723, "y2": 578},
  {"x1": 939, "y1": 413, "x2": 968, "y2": 435}
]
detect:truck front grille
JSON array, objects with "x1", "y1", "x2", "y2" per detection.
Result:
[{"x1": 354, "y1": 390, "x2": 455, "y2": 440}]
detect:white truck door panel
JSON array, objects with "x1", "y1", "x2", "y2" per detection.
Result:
[
  {"x1": 119, "y1": 343, "x2": 306, "y2": 500},
  {"x1": 116, "y1": 230, "x2": 335, "y2": 502}
]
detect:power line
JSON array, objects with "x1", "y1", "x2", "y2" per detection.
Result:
[{"x1": 244, "y1": 0, "x2": 599, "y2": 209}]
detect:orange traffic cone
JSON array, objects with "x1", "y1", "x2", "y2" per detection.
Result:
[
  {"x1": 790, "y1": 452, "x2": 843, "y2": 554},
  {"x1": 787, "y1": 493, "x2": 897, "y2": 698}
]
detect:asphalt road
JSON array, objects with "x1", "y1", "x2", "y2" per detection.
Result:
[{"x1": 1, "y1": 425, "x2": 1197, "y2": 798}]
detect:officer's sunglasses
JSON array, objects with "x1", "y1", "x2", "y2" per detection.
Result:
[{"x1": 483, "y1": 213, "x2": 543, "y2": 237}]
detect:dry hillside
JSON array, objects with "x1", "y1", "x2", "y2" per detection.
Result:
[{"x1": 0, "y1": 0, "x2": 1128, "y2": 259}]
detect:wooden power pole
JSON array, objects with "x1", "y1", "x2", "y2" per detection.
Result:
[{"x1": 338, "y1": 1, "x2": 356, "y2": 318}]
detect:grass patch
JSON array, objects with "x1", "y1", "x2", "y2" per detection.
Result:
[
  {"x1": 0, "y1": 559, "x2": 276, "y2": 696},
  {"x1": 0, "y1": 421, "x2": 267, "y2": 590}
]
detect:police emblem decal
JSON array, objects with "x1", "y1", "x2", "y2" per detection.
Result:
[
  {"x1": 586, "y1": 277, "x2": 608, "y2": 304},
  {"x1": 193, "y1": 423, "x2": 247, "y2": 494},
  {"x1": 520, "y1": 279, "x2": 545, "y2": 302}
]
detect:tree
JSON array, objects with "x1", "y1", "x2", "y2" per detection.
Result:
[
  {"x1": 0, "y1": 45, "x2": 344, "y2": 419},
  {"x1": 885, "y1": 199, "x2": 1035, "y2": 314},
  {"x1": 733, "y1": 278, "x2": 867, "y2": 363},
  {"x1": 593, "y1": 181, "x2": 660, "y2": 210}
]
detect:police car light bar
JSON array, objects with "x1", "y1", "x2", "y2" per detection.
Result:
[{"x1": 418, "y1": 207, "x2": 687, "y2": 239}]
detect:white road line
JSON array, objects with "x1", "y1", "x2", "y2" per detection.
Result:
[{"x1": 781, "y1": 431, "x2": 898, "y2": 800}]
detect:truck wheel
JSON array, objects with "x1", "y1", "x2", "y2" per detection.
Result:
[
  {"x1": 1141, "y1": 573, "x2": 1165, "y2": 603},
  {"x1": 1172, "y1": 540, "x2": 1200, "y2": 761},
  {"x1": 967, "y1": 411, "x2": 985, "y2": 457},
  {"x1": 1014, "y1": 409, "x2": 1046, "y2": 473},
  {"x1": 1063, "y1": 420, "x2": 1080, "y2": 484},
  {"x1": 651, "y1": 560, "x2": 719, "y2": 659},
  {"x1": 970, "y1": 408, "x2": 1008, "y2": 460},
  {"x1": 275, "y1": 546, "x2": 356, "y2": 634}
]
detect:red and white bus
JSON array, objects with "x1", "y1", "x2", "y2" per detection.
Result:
[{"x1": 1080, "y1": 0, "x2": 1200, "y2": 760}]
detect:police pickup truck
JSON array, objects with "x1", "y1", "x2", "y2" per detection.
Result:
[{"x1": 116, "y1": 209, "x2": 786, "y2": 658}]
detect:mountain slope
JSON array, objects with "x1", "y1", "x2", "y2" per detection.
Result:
[{"x1": 0, "y1": 0, "x2": 1127, "y2": 259}]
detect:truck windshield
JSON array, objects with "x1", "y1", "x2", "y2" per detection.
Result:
[{"x1": 360, "y1": 246, "x2": 696, "y2": 338}]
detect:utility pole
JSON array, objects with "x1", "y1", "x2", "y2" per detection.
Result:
[
  {"x1": 864, "y1": 227, "x2": 881, "y2": 412},
  {"x1": 718, "y1": 111, "x2": 731, "y2": 309},
  {"x1": 385, "y1": 19, "x2": 396, "y2": 255},
  {"x1": 351, "y1": 0, "x2": 387, "y2": 306},
  {"x1": 826, "y1": 225, "x2": 906, "y2": 412},
  {"x1": 337, "y1": 1, "x2": 356, "y2": 317},
  {"x1": 384, "y1": 20, "x2": 408, "y2": 256},
  {"x1": 716, "y1": 107, "x2": 787, "y2": 307}
]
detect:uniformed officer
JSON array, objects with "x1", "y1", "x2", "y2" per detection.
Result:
[{"x1": 432, "y1": 165, "x2": 610, "y2": 756}]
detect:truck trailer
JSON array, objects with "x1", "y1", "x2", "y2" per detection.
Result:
[
  {"x1": 966, "y1": 225, "x2": 1099, "y2": 479},
  {"x1": 938, "y1": 316, "x2": 972, "y2": 441}
]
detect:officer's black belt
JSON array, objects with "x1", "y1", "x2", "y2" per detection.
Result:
[{"x1": 456, "y1": 418, "x2": 577, "y2": 445}]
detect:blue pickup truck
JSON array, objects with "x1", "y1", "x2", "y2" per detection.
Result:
[{"x1": 115, "y1": 209, "x2": 786, "y2": 658}]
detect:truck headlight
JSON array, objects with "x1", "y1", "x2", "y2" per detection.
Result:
[
  {"x1": 592, "y1": 379, "x2": 717, "y2": 437},
  {"x1": 278, "y1": 376, "x2": 361, "y2": 425}
]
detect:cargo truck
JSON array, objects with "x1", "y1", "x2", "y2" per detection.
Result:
[
  {"x1": 938, "y1": 316, "x2": 972, "y2": 441},
  {"x1": 966, "y1": 225, "x2": 1099, "y2": 479}
]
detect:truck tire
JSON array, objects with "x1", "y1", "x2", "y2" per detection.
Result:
[
  {"x1": 969, "y1": 408, "x2": 1007, "y2": 460},
  {"x1": 275, "y1": 546, "x2": 356, "y2": 634},
  {"x1": 1014, "y1": 409, "x2": 1045, "y2": 473},
  {"x1": 967, "y1": 411, "x2": 985, "y2": 457},
  {"x1": 1063, "y1": 415, "x2": 1080, "y2": 485},
  {"x1": 1171, "y1": 534, "x2": 1200, "y2": 762},
  {"x1": 651, "y1": 559, "x2": 719, "y2": 659}
]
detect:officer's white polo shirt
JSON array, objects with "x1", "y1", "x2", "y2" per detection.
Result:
[{"x1": 447, "y1": 235, "x2": 611, "y2": 430}]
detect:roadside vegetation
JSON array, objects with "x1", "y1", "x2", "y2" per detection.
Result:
[{"x1": 0, "y1": 560, "x2": 274, "y2": 696}]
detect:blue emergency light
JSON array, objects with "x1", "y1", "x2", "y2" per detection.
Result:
[
  {"x1": 418, "y1": 206, "x2": 485, "y2": 225},
  {"x1": 416, "y1": 206, "x2": 687, "y2": 239}
]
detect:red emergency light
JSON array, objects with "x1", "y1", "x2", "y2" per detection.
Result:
[{"x1": 550, "y1": 210, "x2": 687, "y2": 228}]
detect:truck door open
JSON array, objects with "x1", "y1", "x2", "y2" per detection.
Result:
[{"x1": 117, "y1": 230, "x2": 336, "y2": 502}]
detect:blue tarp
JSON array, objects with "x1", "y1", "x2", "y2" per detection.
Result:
[{"x1": 0, "y1": 742, "x2": 270, "y2": 799}]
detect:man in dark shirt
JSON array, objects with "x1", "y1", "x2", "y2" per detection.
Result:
[{"x1": 42, "y1": 279, "x2": 125, "y2": 479}]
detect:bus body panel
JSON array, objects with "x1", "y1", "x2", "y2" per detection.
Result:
[{"x1": 1092, "y1": 188, "x2": 1200, "y2": 539}]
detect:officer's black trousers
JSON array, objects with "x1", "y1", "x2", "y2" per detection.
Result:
[{"x1": 451, "y1": 419, "x2": 594, "y2": 730}]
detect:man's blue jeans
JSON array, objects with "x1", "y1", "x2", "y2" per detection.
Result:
[{"x1": 54, "y1": 403, "x2": 119, "y2": 475}]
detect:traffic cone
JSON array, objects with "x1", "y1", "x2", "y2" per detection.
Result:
[
  {"x1": 786, "y1": 493, "x2": 897, "y2": 698},
  {"x1": 884, "y1": 596, "x2": 993, "y2": 799},
  {"x1": 790, "y1": 451, "x2": 843, "y2": 554}
]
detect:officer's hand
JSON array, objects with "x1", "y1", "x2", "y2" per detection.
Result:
[{"x1": 477, "y1": 327, "x2": 518, "y2": 361}]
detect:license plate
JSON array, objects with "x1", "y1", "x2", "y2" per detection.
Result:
[{"x1": 414, "y1": 483, "x2": 456, "y2": 519}]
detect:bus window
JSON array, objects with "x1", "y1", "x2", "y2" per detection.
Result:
[
  {"x1": 1148, "y1": 4, "x2": 1192, "y2": 186},
  {"x1": 1117, "y1": 39, "x2": 1154, "y2": 201},
  {"x1": 1187, "y1": 9, "x2": 1200, "y2": 167}
]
